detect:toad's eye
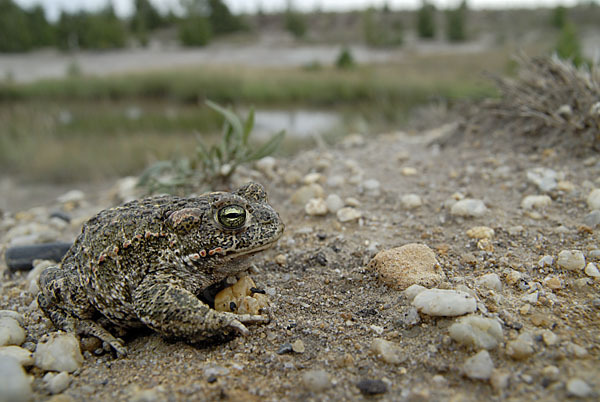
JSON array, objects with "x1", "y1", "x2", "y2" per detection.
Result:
[{"x1": 217, "y1": 205, "x2": 246, "y2": 229}]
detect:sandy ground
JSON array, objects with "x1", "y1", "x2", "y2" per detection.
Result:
[{"x1": 1, "y1": 116, "x2": 599, "y2": 400}]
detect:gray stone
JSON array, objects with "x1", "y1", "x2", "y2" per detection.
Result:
[
  {"x1": 521, "y1": 195, "x2": 551, "y2": 209},
  {"x1": 583, "y1": 210, "x2": 600, "y2": 228},
  {"x1": 401, "y1": 194, "x2": 422, "y2": 209},
  {"x1": 587, "y1": 188, "x2": 600, "y2": 210},
  {"x1": 0, "y1": 356, "x2": 32, "y2": 402},
  {"x1": 566, "y1": 378, "x2": 592, "y2": 398},
  {"x1": 325, "y1": 194, "x2": 344, "y2": 213},
  {"x1": 370, "y1": 338, "x2": 406, "y2": 364},
  {"x1": 336, "y1": 207, "x2": 362, "y2": 223},
  {"x1": 556, "y1": 250, "x2": 585, "y2": 271},
  {"x1": 584, "y1": 262, "x2": 600, "y2": 278},
  {"x1": 476, "y1": 273, "x2": 502, "y2": 292}
]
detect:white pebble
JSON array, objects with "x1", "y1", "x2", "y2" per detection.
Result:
[
  {"x1": 584, "y1": 262, "x2": 600, "y2": 278},
  {"x1": 255, "y1": 156, "x2": 276, "y2": 176},
  {"x1": 476, "y1": 273, "x2": 502, "y2": 292},
  {"x1": 526, "y1": 167, "x2": 557, "y2": 192},
  {"x1": 0, "y1": 317, "x2": 26, "y2": 347},
  {"x1": 370, "y1": 338, "x2": 406, "y2": 364},
  {"x1": 401, "y1": 167, "x2": 417, "y2": 176},
  {"x1": 538, "y1": 255, "x2": 554, "y2": 268},
  {"x1": 0, "y1": 346, "x2": 34, "y2": 367},
  {"x1": 302, "y1": 370, "x2": 332, "y2": 392},
  {"x1": 450, "y1": 199, "x2": 487, "y2": 217},
  {"x1": 35, "y1": 332, "x2": 84, "y2": 373},
  {"x1": 57, "y1": 189, "x2": 85, "y2": 204},
  {"x1": 556, "y1": 250, "x2": 586, "y2": 271},
  {"x1": 303, "y1": 172, "x2": 323, "y2": 185},
  {"x1": 304, "y1": 198, "x2": 328, "y2": 216},
  {"x1": 401, "y1": 194, "x2": 422, "y2": 209},
  {"x1": 325, "y1": 194, "x2": 344, "y2": 213},
  {"x1": 541, "y1": 330, "x2": 559, "y2": 346},
  {"x1": 290, "y1": 184, "x2": 324, "y2": 205},
  {"x1": 403, "y1": 284, "x2": 427, "y2": 302},
  {"x1": 449, "y1": 315, "x2": 503, "y2": 350},
  {"x1": 336, "y1": 207, "x2": 362, "y2": 223},
  {"x1": 587, "y1": 188, "x2": 600, "y2": 210},
  {"x1": 521, "y1": 195, "x2": 552, "y2": 209},
  {"x1": 462, "y1": 350, "x2": 494, "y2": 380},
  {"x1": 566, "y1": 378, "x2": 592, "y2": 398},
  {"x1": 362, "y1": 179, "x2": 381, "y2": 196},
  {"x1": 43, "y1": 371, "x2": 71, "y2": 394},
  {"x1": 506, "y1": 332, "x2": 535, "y2": 360},
  {"x1": 0, "y1": 356, "x2": 32, "y2": 402},
  {"x1": 412, "y1": 289, "x2": 477, "y2": 317},
  {"x1": 27, "y1": 260, "x2": 55, "y2": 295}
]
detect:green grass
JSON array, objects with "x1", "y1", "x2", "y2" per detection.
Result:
[{"x1": 0, "y1": 52, "x2": 505, "y2": 182}]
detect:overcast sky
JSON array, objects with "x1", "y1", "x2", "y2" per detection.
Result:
[{"x1": 14, "y1": 0, "x2": 582, "y2": 21}]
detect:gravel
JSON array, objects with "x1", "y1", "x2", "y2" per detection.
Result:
[
  {"x1": 449, "y1": 315, "x2": 503, "y2": 350},
  {"x1": 412, "y1": 289, "x2": 477, "y2": 317},
  {"x1": 34, "y1": 332, "x2": 84, "y2": 373}
]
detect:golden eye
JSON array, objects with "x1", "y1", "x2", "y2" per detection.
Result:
[{"x1": 217, "y1": 205, "x2": 246, "y2": 229}]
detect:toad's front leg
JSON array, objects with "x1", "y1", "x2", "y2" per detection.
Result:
[{"x1": 132, "y1": 275, "x2": 269, "y2": 343}]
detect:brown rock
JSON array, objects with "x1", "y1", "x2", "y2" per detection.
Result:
[{"x1": 367, "y1": 243, "x2": 444, "y2": 290}]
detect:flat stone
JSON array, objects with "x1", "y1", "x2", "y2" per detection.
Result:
[
  {"x1": 356, "y1": 379, "x2": 388, "y2": 395},
  {"x1": 368, "y1": 244, "x2": 443, "y2": 290},
  {"x1": 449, "y1": 315, "x2": 503, "y2": 350},
  {"x1": 302, "y1": 370, "x2": 331, "y2": 392},
  {"x1": 370, "y1": 338, "x2": 406, "y2": 364},
  {"x1": 412, "y1": 289, "x2": 477, "y2": 317}
]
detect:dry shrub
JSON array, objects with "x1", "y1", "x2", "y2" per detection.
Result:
[{"x1": 473, "y1": 55, "x2": 600, "y2": 150}]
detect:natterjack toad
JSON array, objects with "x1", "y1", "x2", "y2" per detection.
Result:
[{"x1": 38, "y1": 182, "x2": 284, "y2": 356}]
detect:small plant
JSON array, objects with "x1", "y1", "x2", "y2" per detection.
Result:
[
  {"x1": 138, "y1": 100, "x2": 285, "y2": 194},
  {"x1": 555, "y1": 22, "x2": 584, "y2": 67},
  {"x1": 335, "y1": 47, "x2": 355, "y2": 70}
]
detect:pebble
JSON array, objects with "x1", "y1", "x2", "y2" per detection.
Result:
[
  {"x1": 401, "y1": 167, "x2": 417, "y2": 176},
  {"x1": 450, "y1": 199, "x2": 487, "y2": 217},
  {"x1": 0, "y1": 356, "x2": 32, "y2": 402},
  {"x1": 0, "y1": 346, "x2": 34, "y2": 367},
  {"x1": 304, "y1": 198, "x2": 328, "y2": 216},
  {"x1": 475, "y1": 273, "x2": 502, "y2": 291},
  {"x1": 276, "y1": 343, "x2": 293, "y2": 355},
  {"x1": 584, "y1": 262, "x2": 600, "y2": 278},
  {"x1": 506, "y1": 332, "x2": 535, "y2": 360},
  {"x1": 302, "y1": 370, "x2": 331, "y2": 392},
  {"x1": 466, "y1": 226, "x2": 494, "y2": 239},
  {"x1": 325, "y1": 194, "x2": 344, "y2": 213},
  {"x1": 412, "y1": 289, "x2": 477, "y2": 317},
  {"x1": 566, "y1": 378, "x2": 592, "y2": 398},
  {"x1": 0, "y1": 316, "x2": 26, "y2": 347},
  {"x1": 27, "y1": 260, "x2": 54, "y2": 295},
  {"x1": 587, "y1": 188, "x2": 600, "y2": 210},
  {"x1": 401, "y1": 194, "x2": 422, "y2": 209},
  {"x1": 521, "y1": 195, "x2": 552, "y2": 209},
  {"x1": 566, "y1": 342, "x2": 588, "y2": 358},
  {"x1": 403, "y1": 284, "x2": 427, "y2": 302},
  {"x1": 584, "y1": 210, "x2": 600, "y2": 228},
  {"x1": 544, "y1": 276, "x2": 562, "y2": 290},
  {"x1": 356, "y1": 379, "x2": 388, "y2": 395},
  {"x1": 362, "y1": 179, "x2": 381, "y2": 196},
  {"x1": 538, "y1": 255, "x2": 554, "y2": 268},
  {"x1": 303, "y1": 172, "x2": 323, "y2": 185},
  {"x1": 284, "y1": 170, "x2": 302, "y2": 185},
  {"x1": 556, "y1": 250, "x2": 585, "y2": 271},
  {"x1": 449, "y1": 315, "x2": 503, "y2": 350},
  {"x1": 490, "y1": 369, "x2": 510, "y2": 392},
  {"x1": 57, "y1": 189, "x2": 85, "y2": 204},
  {"x1": 291, "y1": 339, "x2": 305, "y2": 354},
  {"x1": 462, "y1": 350, "x2": 494, "y2": 380},
  {"x1": 368, "y1": 244, "x2": 443, "y2": 290},
  {"x1": 128, "y1": 387, "x2": 163, "y2": 402},
  {"x1": 370, "y1": 338, "x2": 406, "y2": 364},
  {"x1": 541, "y1": 330, "x2": 559, "y2": 346},
  {"x1": 526, "y1": 167, "x2": 557, "y2": 192},
  {"x1": 43, "y1": 371, "x2": 71, "y2": 394},
  {"x1": 336, "y1": 207, "x2": 362, "y2": 223},
  {"x1": 541, "y1": 365, "x2": 560, "y2": 382},
  {"x1": 35, "y1": 332, "x2": 84, "y2": 373},
  {"x1": 291, "y1": 184, "x2": 324, "y2": 205}
]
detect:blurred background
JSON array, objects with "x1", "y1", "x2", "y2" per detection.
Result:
[{"x1": 0, "y1": 0, "x2": 598, "y2": 184}]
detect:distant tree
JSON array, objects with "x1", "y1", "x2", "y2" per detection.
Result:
[
  {"x1": 131, "y1": 0, "x2": 164, "y2": 45},
  {"x1": 179, "y1": 15, "x2": 212, "y2": 46},
  {"x1": 285, "y1": 2, "x2": 307, "y2": 39},
  {"x1": 363, "y1": 7, "x2": 402, "y2": 47},
  {"x1": 446, "y1": 0, "x2": 467, "y2": 42},
  {"x1": 27, "y1": 5, "x2": 55, "y2": 47},
  {"x1": 555, "y1": 22, "x2": 583, "y2": 66},
  {"x1": 208, "y1": 0, "x2": 245, "y2": 35},
  {"x1": 0, "y1": 0, "x2": 34, "y2": 52},
  {"x1": 417, "y1": 1, "x2": 436, "y2": 39},
  {"x1": 56, "y1": 7, "x2": 127, "y2": 51},
  {"x1": 551, "y1": 5, "x2": 567, "y2": 29}
]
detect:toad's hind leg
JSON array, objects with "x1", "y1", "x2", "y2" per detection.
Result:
[{"x1": 38, "y1": 265, "x2": 128, "y2": 357}]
